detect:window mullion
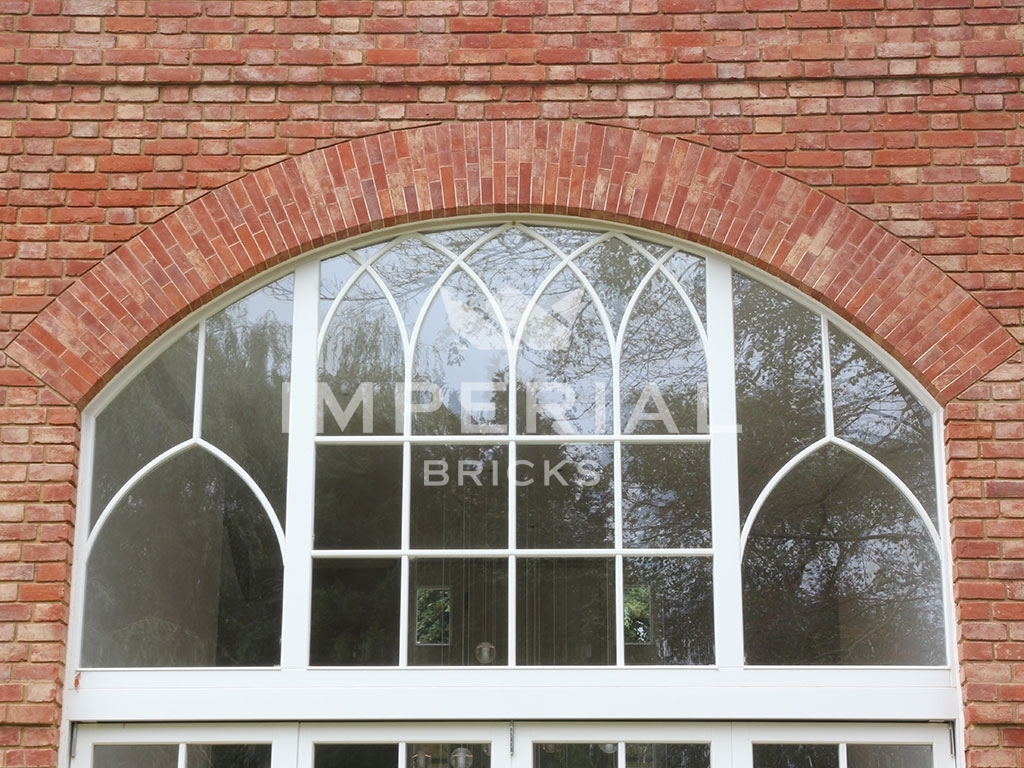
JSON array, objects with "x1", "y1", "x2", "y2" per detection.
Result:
[
  {"x1": 280, "y1": 259, "x2": 322, "y2": 669},
  {"x1": 706, "y1": 258, "x2": 744, "y2": 669}
]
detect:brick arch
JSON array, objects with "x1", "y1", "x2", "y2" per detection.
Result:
[{"x1": 7, "y1": 120, "x2": 1016, "y2": 406}]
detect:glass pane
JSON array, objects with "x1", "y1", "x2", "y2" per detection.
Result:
[
  {"x1": 413, "y1": 269, "x2": 510, "y2": 436},
  {"x1": 743, "y1": 444, "x2": 946, "y2": 665},
  {"x1": 847, "y1": 744, "x2": 932, "y2": 768},
  {"x1": 203, "y1": 277, "x2": 293, "y2": 523},
  {"x1": 314, "y1": 744, "x2": 397, "y2": 768},
  {"x1": 319, "y1": 272, "x2": 404, "y2": 436},
  {"x1": 94, "y1": 744, "x2": 179, "y2": 768},
  {"x1": 407, "y1": 744, "x2": 490, "y2": 768},
  {"x1": 534, "y1": 744, "x2": 617, "y2": 768},
  {"x1": 411, "y1": 445, "x2": 508, "y2": 549},
  {"x1": 91, "y1": 330, "x2": 197, "y2": 528},
  {"x1": 620, "y1": 272, "x2": 706, "y2": 435},
  {"x1": 187, "y1": 744, "x2": 272, "y2": 768},
  {"x1": 463, "y1": 226, "x2": 564, "y2": 336},
  {"x1": 409, "y1": 558, "x2": 508, "y2": 666},
  {"x1": 666, "y1": 251, "x2": 706, "y2": 326},
  {"x1": 310, "y1": 559, "x2": 400, "y2": 666},
  {"x1": 367, "y1": 236, "x2": 451, "y2": 337},
  {"x1": 626, "y1": 743, "x2": 710, "y2": 768},
  {"x1": 517, "y1": 558, "x2": 615, "y2": 665},
  {"x1": 319, "y1": 252, "x2": 360, "y2": 326},
  {"x1": 516, "y1": 444, "x2": 614, "y2": 549},
  {"x1": 624, "y1": 558, "x2": 714, "y2": 665},
  {"x1": 573, "y1": 237, "x2": 653, "y2": 337},
  {"x1": 830, "y1": 325, "x2": 938, "y2": 523},
  {"x1": 315, "y1": 445, "x2": 403, "y2": 550},
  {"x1": 622, "y1": 443, "x2": 711, "y2": 549},
  {"x1": 82, "y1": 448, "x2": 283, "y2": 667},
  {"x1": 734, "y1": 272, "x2": 826, "y2": 522},
  {"x1": 753, "y1": 745, "x2": 838, "y2": 768},
  {"x1": 516, "y1": 268, "x2": 612, "y2": 436}
]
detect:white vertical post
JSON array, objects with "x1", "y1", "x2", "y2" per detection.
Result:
[
  {"x1": 706, "y1": 258, "x2": 745, "y2": 668},
  {"x1": 280, "y1": 260, "x2": 321, "y2": 668}
]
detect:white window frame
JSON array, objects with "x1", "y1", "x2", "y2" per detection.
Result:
[
  {"x1": 71, "y1": 721, "x2": 957, "y2": 768},
  {"x1": 64, "y1": 216, "x2": 960, "y2": 733}
]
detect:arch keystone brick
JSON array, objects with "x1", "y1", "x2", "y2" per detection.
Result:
[{"x1": 6, "y1": 121, "x2": 1016, "y2": 406}]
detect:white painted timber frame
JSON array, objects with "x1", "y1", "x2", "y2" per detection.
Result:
[{"x1": 65, "y1": 218, "x2": 960, "y2": 739}]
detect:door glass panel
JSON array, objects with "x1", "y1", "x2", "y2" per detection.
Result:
[
  {"x1": 753, "y1": 744, "x2": 838, "y2": 768},
  {"x1": 407, "y1": 744, "x2": 490, "y2": 768},
  {"x1": 534, "y1": 744, "x2": 617, "y2": 768},
  {"x1": 93, "y1": 744, "x2": 179, "y2": 768},
  {"x1": 314, "y1": 744, "x2": 398, "y2": 768},
  {"x1": 626, "y1": 743, "x2": 710, "y2": 768},
  {"x1": 846, "y1": 744, "x2": 932, "y2": 768},
  {"x1": 187, "y1": 744, "x2": 272, "y2": 768}
]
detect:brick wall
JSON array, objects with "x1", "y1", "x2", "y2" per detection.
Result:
[{"x1": 0, "y1": 2, "x2": 1021, "y2": 767}]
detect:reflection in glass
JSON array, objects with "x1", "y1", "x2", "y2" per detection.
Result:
[
  {"x1": 626, "y1": 743, "x2": 710, "y2": 768},
  {"x1": 743, "y1": 444, "x2": 945, "y2": 665},
  {"x1": 624, "y1": 558, "x2": 715, "y2": 665},
  {"x1": 620, "y1": 272, "x2": 706, "y2": 435},
  {"x1": 94, "y1": 744, "x2": 179, "y2": 768},
  {"x1": 573, "y1": 237, "x2": 653, "y2": 336},
  {"x1": 517, "y1": 444, "x2": 613, "y2": 549},
  {"x1": 830, "y1": 325, "x2": 937, "y2": 523},
  {"x1": 415, "y1": 587, "x2": 451, "y2": 645},
  {"x1": 411, "y1": 445, "x2": 508, "y2": 549},
  {"x1": 622, "y1": 443, "x2": 711, "y2": 549},
  {"x1": 409, "y1": 559, "x2": 508, "y2": 666},
  {"x1": 186, "y1": 744, "x2": 272, "y2": 768},
  {"x1": 846, "y1": 744, "x2": 932, "y2": 768},
  {"x1": 413, "y1": 269, "x2": 509, "y2": 436},
  {"x1": 82, "y1": 448, "x2": 282, "y2": 667},
  {"x1": 623, "y1": 587, "x2": 651, "y2": 644},
  {"x1": 406, "y1": 744, "x2": 490, "y2": 768},
  {"x1": 753, "y1": 744, "x2": 838, "y2": 768},
  {"x1": 464, "y1": 226, "x2": 564, "y2": 335},
  {"x1": 666, "y1": 251, "x2": 707, "y2": 326},
  {"x1": 319, "y1": 252, "x2": 360, "y2": 325},
  {"x1": 314, "y1": 744, "x2": 397, "y2": 768},
  {"x1": 319, "y1": 273, "x2": 404, "y2": 436},
  {"x1": 734, "y1": 272, "x2": 825, "y2": 522},
  {"x1": 91, "y1": 330, "x2": 197, "y2": 528},
  {"x1": 517, "y1": 558, "x2": 615, "y2": 665},
  {"x1": 534, "y1": 743, "x2": 617, "y2": 768},
  {"x1": 315, "y1": 445, "x2": 403, "y2": 550},
  {"x1": 203, "y1": 278, "x2": 293, "y2": 522},
  {"x1": 365, "y1": 236, "x2": 451, "y2": 336},
  {"x1": 516, "y1": 267, "x2": 612, "y2": 435},
  {"x1": 310, "y1": 559, "x2": 400, "y2": 666}
]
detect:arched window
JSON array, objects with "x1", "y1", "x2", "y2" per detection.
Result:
[{"x1": 69, "y1": 220, "x2": 957, "y2": 768}]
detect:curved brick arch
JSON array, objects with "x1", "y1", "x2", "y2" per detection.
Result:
[{"x1": 8, "y1": 120, "x2": 1016, "y2": 406}]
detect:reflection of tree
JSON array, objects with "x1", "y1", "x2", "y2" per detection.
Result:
[
  {"x1": 624, "y1": 558, "x2": 714, "y2": 665},
  {"x1": 753, "y1": 744, "x2": 838, "y2": 768},
  {"x1": 734, "y1": 273, "x2": 826, "y2": 520},
  {"x1": 309, "y1": 561, "x2": 400, "y2": 666},
  {"x1": 83, "y1": 449, "x2": 283, "y2": 667},
  {"x1": 743, "y1": 445, "x2": 944, "y2": 665},
  {"x1": 203, "y1": 288, "x2": 292, "y2": 522},
  {"x1": 91, "y1": 331, "x2": 197, "y2": 526}
]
